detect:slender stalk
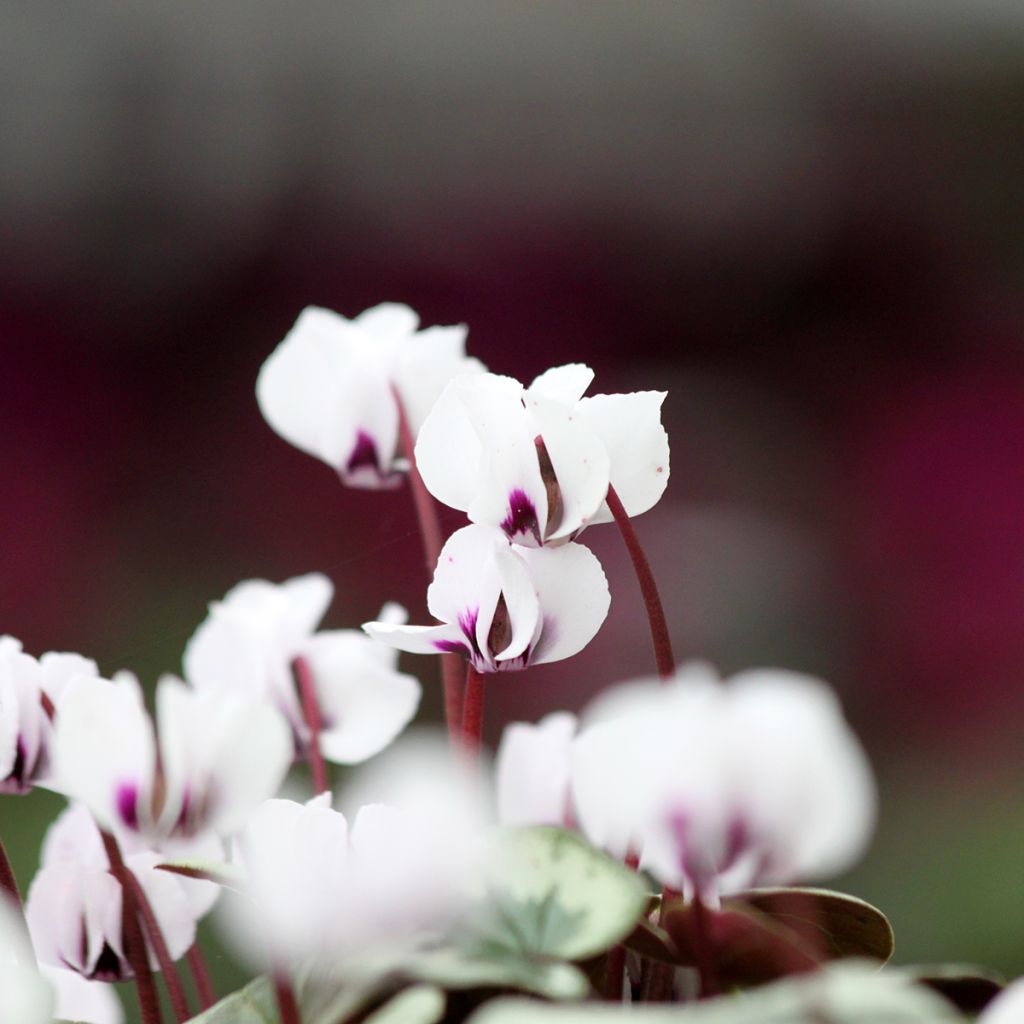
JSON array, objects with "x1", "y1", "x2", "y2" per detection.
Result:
[
  {"x1": 100, "y1": 831, "x2": 163, "y2": 1024},
  {"x1": 691, "y1": 891, "x2": 719, "y2": 999},
  {"x1": 186, "y1": 942, "x2": 216, "y2": 1010},
  {"x1": 602, "y1": 943, "x2": 628, "y2": 1001},
  {"x1": 0, "y1": 839, "x2": 22, "y2": 910},
  {"x1": 461, "y1": 664, "x2": 486, "y2": 754},
  {"x1": 273, "y1": 971, "x2": 302, "y2": 1024},
  {"x1": 392, "y1": 384, "x2": 464, "y2": 740},
  {"x1": 606, "y1": 485, "x2": 675, "y2": 680},
  {"x1": 293, "y1": 656, "x2": 329, "y2": 795},
  {"x1": 122, "y1": 869, "x2": 192, "y2": 1022}
]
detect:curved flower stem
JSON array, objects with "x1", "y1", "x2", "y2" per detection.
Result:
[
  {"x1": 602, "y1": 944, "x2": 628, "y2": 1001},
  {"x1": 461, "y1": 664, "x2": 486, "y2": 754},
  {"x1": 121, "y1": 869, "x2": 192, "y2": 1023},
  {"x1": 0, "y1": 839, "x2": 22, "y2": 910},
  {"x1": 691, "y1": 891, "x2": 719, "y2": 999},
  {"x1": 186, "y1": 942, "x2": 216, "y2": 1010},
  {"x1": 273, "y1": 971, "x2": 302, "y2": 1024},
  {"x1": 392, "y1": 384, "x2": 464, "y2": 741},
  {"x1": 293, "y1": 656, "x2": 329, "y2": 795},
  {"x1": 606, "y1": 485, "x2": 675, "y2": 681},
  {"x1": 99, "y1": 831, "x2": 163, "y2": 1024}
]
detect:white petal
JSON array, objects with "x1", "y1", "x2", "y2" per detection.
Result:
[
  {"x1": 362, "y1": 620, "x2": 468, "y2": 659},
  {"x1": 52, "y1": 676, "x2": 156, "y2": 834},
  {"x1": 354, "y1": 302, "x2": 420, "y2": 338},
  {"x1": 303, "y1": 630, "x2": 421, "y2": 764},
  {"x1": 413, "y1": 376, "x2": 483, "y2": 514},
  {"x1": 525, "y1": 393, "x2": 610, "y2": 542},
  {"x1": 517, "y1": 542, "x2": 610, "y2": 666},
  {"x1": 39, "y1": 652, "x2": 99, "y2": 704},
  {"x1": 485, "y1": 548, "x2": 540, "y2": 664},
  {"x1": 496, "y1": 712, "x2": 577, "y2": 826},
  {"x1": 576, "y1": 391, "x2": 670, "y2": 523},
  {"x1": 41, "y1": 965, "x2": 124, "y2": 1024},
  {"x1": 125, "y1": 852, "x2": 197, "y2": 964},
  {"x1": 983, "y1": 978, "x2": 1024, "y2": 1024},
  {"x1": 425, "y1": 525, "x2": 506, "y2": 627},
  {"x1": 528, "y1": 364, "x2": 594, "y2": 404},
  {"x1": 1, "y1": 897, "x2": 54, "y2": 1024},
  {"x1": 41, "y1": 802, "x2": 108, "y2": 870}
]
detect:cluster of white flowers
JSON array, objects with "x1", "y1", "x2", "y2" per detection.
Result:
[{"x1": 0, "y1": 301, "x2": 902, "y2": 1024}]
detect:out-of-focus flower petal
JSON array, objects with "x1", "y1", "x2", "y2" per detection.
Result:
[
  {"x1": 40, "y1": 964, "x2": 124, "y2": 1024},
  {"x1": 361, "y1": 621, "x2": 469, "y2": 658},
  {"x1": 982, "y1": 978, "x2": 1024, "y2": 1023},
  {"x1": 528, "y1": 363, "x2": 595, "y2": 405},
  {"x1": 0, "y1": 894, "x2": 53, "y2": 1024},
  {"x1": 496, "y1": 712, "x2": 578, "y2": 826}
]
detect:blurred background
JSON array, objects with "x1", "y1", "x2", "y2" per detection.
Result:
[{"x1": 3, "y1": 1, "x2": 1024, "y2": 1015}]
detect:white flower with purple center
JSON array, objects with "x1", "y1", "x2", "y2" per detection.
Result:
[
  {"x1": 572, "y1": 664, "x2": 876, "y2": 903},
  {"x1": 362, "y1": 525, "x2": 610, "y2": 674},
  {"x1": 52, "y1": 672, "x2": 291, "y2": 842},
  {"x1": 183, "y1": 573, "x2": 421, "y2": 765},
  {"x1": 256, "y1": 303, "x2": 484, "y2": 488},
  {"x1": 414, "y1": 364, "x2": 669, "y2": 546}
]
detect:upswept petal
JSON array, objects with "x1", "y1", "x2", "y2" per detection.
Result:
[
  {"x1": 517, "y1": 542, "x2": 611, "y2": 666},
  {"x1": 485, "y1": 547, "x2": 540, "y2": 664},
  {"x1": 528, "y1": 363, "x2": 595, "y2": 405},
  {"x1": 413, "y1": 375, "x2": 485, "y2": 514},
  {"x1": 362, "y1": 620, "x2": 468, "y2": 659},
  {"x1": 354, "y1": 302, "x2": 420, "y2": 339},
  {"x1": 576, "y1": 391, "x2": 669, "y2": 523},
  {"x1": 425, "y1": 524, "x2": 506, "y2": 626},
  {"x1": 365, "y1": 603, "x2": 407, "y2": 670},
  {"x1": 303, "y1": 630, "x2": 421, "y2": 764},
  {"x1": 0, "y1": 642, "x2": 48, "y2": 791},
  {"x1": 39, "y1": 652, "x2": 99, "y2": 704},
  {"x1": 52, "y1": 675, "x2": 156, "y2": 833},
  {"x1": 525, "y1": 392, "x2": 610, "y2": 542},
  {"x1": 496, "y1": 711, "x2": 578, "y2": 826},
  {"x1": 41, "y1": 965, "x2": 123, "y2": 1024},
  {"x1": 124, "y1": 851, "x2": 197, "y2": 966}
]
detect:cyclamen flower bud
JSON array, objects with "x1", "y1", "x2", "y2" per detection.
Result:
[
  {"x1": 572, "y1": 664, "x2": 876, "y2": 902},
  {"x1": 184, "y1": 574, "x2": 421, "y2": 764},
  {"x1": 362, "y1": 525, "x2": 610, "y2": 673},
  {"x1": 415, "y1": 365, "x2": 669, "y2": 546},
  {"x1": 256, "y1": 303, "x2": 484, "y2": 488}
]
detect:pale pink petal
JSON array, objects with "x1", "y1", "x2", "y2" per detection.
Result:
[
  {"x1": 517, "y1": 542, "x2": 610, "y2": 665},
  {"x1": 496, "y1": 712, "x2": 577, "y2": 826},
  {"x1": 528, "y1": 363, "x2": 594, "y2": 405},
  {"x1": 125, "y1": 852, "x2": 196, "y2": 964},
  {"x1": 41, "y1": 964, "x2": 124, "y2": 1024},
  {"x1": 576, "y1": 391, "x2": 670, "y2": 523}
]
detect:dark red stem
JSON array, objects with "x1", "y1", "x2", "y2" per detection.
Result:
[
  {"x1": 0, "y1": 839, "x2": 22, "y2": 910},
  {"x1": 603, "y1": 943, "x2": 628, "y2": 1001},
  {"x1": 461, "y1": 664, "x2": 486, "y2": 754},
  {"x1": 293, "y1": 656, "x2": 329, "y2": 794},
  {"x1": 121, "y1": 869, "x2": 192, "y2": 1022},
  {"x1": 100, "y1": 831, "x2": 163, "y2": 1024},
  {"x1": 186, "y1": 942, "x2": 216, "y2": 1010},
  {"x1": 606, "y1": 484, "x2": 675, "y2": 680},
  {"x1": 392, "y1": 384, "x2": 464, "y2": 740},
  {"x1": 692, "y1": 891, "x2": 719, "y2": 999},
  {"x1": 273, "y1": 971, "x2": 302, "y2": 1024}
]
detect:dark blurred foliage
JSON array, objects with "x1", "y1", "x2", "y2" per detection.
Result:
[{"x1": 2, "y1": 4, "x2": 1024, "y2": 1015}]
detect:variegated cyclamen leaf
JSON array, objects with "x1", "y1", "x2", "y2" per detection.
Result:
[
  {"x1": 407, "y1": 947, "x2": 589, "y2": 1000},
  {"x1": 478, "y1": 827, "x2": 649, "y2": 962},
  {"x1": 362, "y1": 985, "x2": 446, "y2": 1024}
]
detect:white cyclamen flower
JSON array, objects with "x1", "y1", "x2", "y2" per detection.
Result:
[
  {"x1": 0, "y1": 893, "x2": 54, "y2": 1024},
  {"x1": 53, "y1": 672, "x2": 291, "y2": 841},
  {"x1": 256, "y1": 303, "x2": 483, "y2": 488},
  {"x1": 495, "y1": 711, "x2": 578, "y2": 826},
  {"x1": 415, "y1": 365, "x2": 669, "y2": 546},
  {"x1": 572, "y1": 664, "x2": 876, "y2": 902},
  {"x1": 363, "y1": 525, "x2": 610, "y2": 673},
  {"x1": 982, "y1": 978, "x2": 1024, "y2": 1023},
  {"x1": 184, "y1": 573, "x2": 421, "y2": 764},
  {"x1": 0, "y1": 636, "x2": 99, "y2": 794},
  {"x1": 41, "y1": 965, "x2": 124, "y2": 1024},
  {"x1": 26, "y1": 803, "x2": 204, "y2": 983}
]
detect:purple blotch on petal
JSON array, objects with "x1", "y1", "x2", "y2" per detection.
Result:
[
  {"x1": 116, "y1": 782, "x2": 139, "y2": 830},
  {"x1": 500, "y1": 489, "x2": 541, "y2": 544},
  {"x1": 434, "y1": 640, "x2": 470, "y2": 658},
  {"x1": 346, "y1": 430, "x2": 381, "y2": 475}
]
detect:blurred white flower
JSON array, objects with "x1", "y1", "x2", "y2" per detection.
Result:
[
  {"x1": 224, "y1": 736, "x2": 488, "y2": 975},
  {"x1": 363, "y1": 525, "x2": 610, "y2": 674},
  {"x1": 982, "y1": 978, "x2": 1024, "y2": 1023},
  {"x1": 257, "y1": 303, "x2": 484, "y2": 488},
  {"x1": 26, "y1": 803, "x2": 215, "y2": 983},
  {"x1": 0, "y1": 893, "x2": 53, "y2": 1024},
  {"x1": 415, "y1": 365, "x2": 669, "y2": 546},
  {"x1": 0, "y1": 635, "x2": 98, "y2": 794},
  {"x1": 572, "y1": 663, "x2": 876, "y2": 902},
  {"x1": 40, "y1": 964, "x2": 124, "y2": 1024},
  {"x1": 495, "y1": 711, "x2": 577, "y2": 826},
  {"x1": 184, "y1": 574, "x2": 421, "y2": 764},
  {"x1": 53, "y1": 672, "x2": 291, "y2": 841}
]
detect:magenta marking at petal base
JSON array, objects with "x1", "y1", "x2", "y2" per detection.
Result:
[
  {"x1": 346, "y1": 430, "x2": 381, "y2": 475},
  {"x1": 500, "y1": 489, "x2": 541, "y2": 544},
  {"x1": 116, "y1": 782, "x2": 140, "y2": 830},
  {"x1": 435, "y1": 640, "x2": 470, "y2": 657}
]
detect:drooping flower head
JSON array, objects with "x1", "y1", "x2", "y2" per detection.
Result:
[
  {"x1": 0, "y1": 636, "x2": 99, "y2": 795},
  {"x1": 415, "y1": 365, "x2": 669, "y2": 546},
  {"x1": 53, "y1": 672, "x2": 291, "y2": 842},
  {"x1": 363, "y1": 525, "x2": 610, "y2": 674},
  {"x1": 572, "y1": 664, "x2": 876, "y2": 903},
  {"x1": 184, "y1": 573, "x2": 421, "y2": 764},
  {"x1": 256, "y1": 303, "x2": 484, "y2": 488}
]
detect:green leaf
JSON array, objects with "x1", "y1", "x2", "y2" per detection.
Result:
[
  {"x1": 479, "y1": 827, "x2": 649, "y2": 962},
  {"x1": 731, "y1": 888, "x2": 894, "y2": 964},
  {"x1": 465, "y1": 962, "x2": 963, "y2": 1024},
  {"x1": 185, "y1": 977, "x2": 278, "y2": 1024},
  {"x1": 894, "y1": 963, "x2": 1005, "y2": 1014},
  {"x1": 407, "y1": 947, "x2": 589, "y2": 1000},
  {"x1": 362, "y1": 985, "x2": 446, "y2": 1024}
]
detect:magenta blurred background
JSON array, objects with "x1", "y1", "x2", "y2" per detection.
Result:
[{"x1": 3, "y1": 1, "x2": 1024, "y2": 994}]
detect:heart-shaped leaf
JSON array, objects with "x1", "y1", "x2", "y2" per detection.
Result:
[
  {"x1": 362, "y1": 985, "x2": 446, "y2": 1024},
  {"x1": 478, "y1": 827, "x2": 649, "y2": 962}
]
